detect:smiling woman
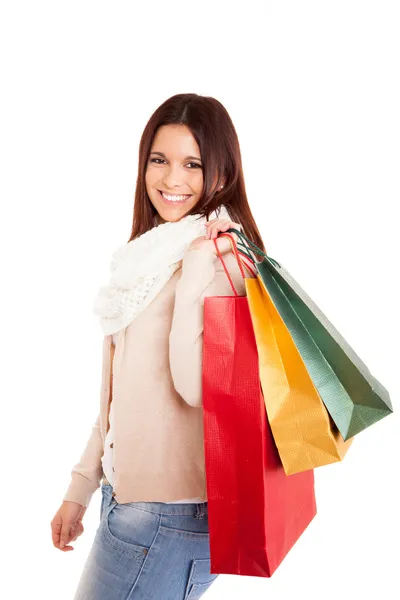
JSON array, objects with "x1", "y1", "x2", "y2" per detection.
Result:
[
  {"x1": 57, "y1": 92, "x2": 265, "y2": 600},
  {"x1": 126, "y1": 93, "x2": 267, "y2": 249},
  {"x1": 145, "y1": 125, "x2": 206, "y2": 223}
]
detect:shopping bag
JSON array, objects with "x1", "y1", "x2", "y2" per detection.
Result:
[
  {"x1": 202, "y1": 238, "x2": 317, "y2": 577},
  {"x1": 228, "y1": 228, "x2": 393, "y2": 441},
  {"x1": 245, "y1": 272, "x2": 353, "y2": 475}
]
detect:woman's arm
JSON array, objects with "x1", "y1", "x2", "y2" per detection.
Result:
[
  {"x1": 62, "y1": 412, "x2": 104, "y2": 508},
  {"x1": 169, "y1": 247, "x2": 247, "y2": 408},
  {"x1": 62, "y1": 337, "x2": 114, "y2": 508}
]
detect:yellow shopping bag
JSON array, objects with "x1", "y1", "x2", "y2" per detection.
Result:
[{"x1": 245, "y1": 275, "x2": 353, "y2": 475}]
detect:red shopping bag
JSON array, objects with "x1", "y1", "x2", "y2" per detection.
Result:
[{"x1": 202, "y1": 237, "x2": 317, "y2": 577}]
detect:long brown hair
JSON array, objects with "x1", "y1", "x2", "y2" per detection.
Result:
[{"x1": 127, "y1": 93, "x2": 266, "y2": 254}]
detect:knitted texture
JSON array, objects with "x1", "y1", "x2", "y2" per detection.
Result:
[{"x1": 93, "y1": 204, "x2": 232, "y2": 335}]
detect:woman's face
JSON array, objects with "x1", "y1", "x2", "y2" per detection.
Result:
[{"x1": 145, "y1": 124, "x2": 205, "y2": 224}]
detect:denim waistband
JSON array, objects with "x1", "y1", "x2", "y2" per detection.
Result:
[{"x1": 101, "y1": 477, "x2": 208, "y2": 517}]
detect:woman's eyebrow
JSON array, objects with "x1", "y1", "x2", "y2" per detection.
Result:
[{"x1": 149, "y1": 151, "x2": 202, "y2": 161}]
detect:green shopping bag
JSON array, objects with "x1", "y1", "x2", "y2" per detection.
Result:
[{"x1": 227, "y1": 228, "x2": 393, "y2": 441}]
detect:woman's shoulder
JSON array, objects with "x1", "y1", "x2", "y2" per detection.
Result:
[{"x1": 176, "y1": 245, "x2": 255, "y2": 301}]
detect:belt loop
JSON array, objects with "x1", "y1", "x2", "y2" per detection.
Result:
[{"x1": 194, "y1": 502, "x2": 206, "y2": 519}]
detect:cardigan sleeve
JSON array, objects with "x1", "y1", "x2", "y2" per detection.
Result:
[
  {"x1": 62, "y1": 336, "x2": 115, "y2": 507},
  {"x1": 62, "y1": 411, "x2": 104, "y2": 507},
  {"x1": 169, "y1": 246, "x2": 248, "y2": 408}
]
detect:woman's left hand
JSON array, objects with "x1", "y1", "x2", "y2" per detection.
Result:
[{"x1": 187, "y1": 218, "x2": 242, "y2": 255}]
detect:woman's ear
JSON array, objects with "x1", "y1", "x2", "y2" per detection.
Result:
[{"x1": 211, "y1": 171, "x2": 226, "y2": 193}]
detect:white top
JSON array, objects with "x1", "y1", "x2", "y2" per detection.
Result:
[{"x1": 101, "y1": 332, "x2": 204, "y2": 504}]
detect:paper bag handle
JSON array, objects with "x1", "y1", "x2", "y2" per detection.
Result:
[{"x1": 213, "y1": 232, "x2": 257, "y2": 297}]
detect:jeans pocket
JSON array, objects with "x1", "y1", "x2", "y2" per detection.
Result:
[
  {"x1": 184, "y1": 558, "x2": 219, "y2": 600},
  {"x1": 102, "y1": 502, "x2": 152, "y2": 561}
]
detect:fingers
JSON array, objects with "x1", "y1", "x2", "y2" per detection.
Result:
[
  {"x1": 71, "y1": 522, "x2": 84, "y2": 542},
  {"x1": 51, "y1": 520, "x2": 62, "y2": 548},
  {"x1": 69, "y1": 522, "x2": 78, "y2": 542},
  {"x1": 59, "y1": 519, "x2": 77, "y2": 550},
  {"x1": 51, "y1": 519, "x2": 74, "y2": 551},
  {"x1": 212, "y1": 234, "x2": 234, "y2": 257},
  {"x1": 205, "y1": 219, "x2": 240, "y2": 240},
  {"x1": 60, "y1": 520, "x2": 71, "y2": 549},
  {"x1": 205, "y1": 219, "x2": 230, "y2": 238},
  {"x1": 51, "y1": 505, "x2": 86, "y2": 552}
]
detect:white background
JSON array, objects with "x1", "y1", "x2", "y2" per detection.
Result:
[{"x1": 1, "y1": 1, "x2": 399, "y2": 598}]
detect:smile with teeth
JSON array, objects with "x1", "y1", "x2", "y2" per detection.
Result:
[{"x1": 159, "y1": 190, "x2": 192, "y2": 203}]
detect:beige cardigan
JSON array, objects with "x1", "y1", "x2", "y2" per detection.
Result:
[{"x1": 63, "y1": 245, "x2": 251, "y2": 508}]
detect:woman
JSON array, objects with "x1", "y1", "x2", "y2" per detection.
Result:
[{"x1": 50, "y1": 93, "x2": 266, "y2": 600}]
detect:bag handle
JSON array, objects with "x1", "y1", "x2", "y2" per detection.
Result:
[
  {"x1": 213, "y1": 232, "x2": 257, "y2": 297},
  {"x1": 220, "y1": 233, "x2": 258, "y2": 279},
  {"x1": 226, "y1": 227, "x2": 282, "y2": 269}
]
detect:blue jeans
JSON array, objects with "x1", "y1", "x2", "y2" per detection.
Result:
[{"x1": 73, "y1": 482, "x2": 219, "y2": 599}]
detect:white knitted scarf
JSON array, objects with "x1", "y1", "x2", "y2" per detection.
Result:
[{"x1": 93, "y1": 204, "x2": 232, "y2": 335}]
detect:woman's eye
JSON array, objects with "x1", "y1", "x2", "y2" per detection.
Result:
[{"x1": 149, "y1": 158, "x2": 201, "y2": 169}]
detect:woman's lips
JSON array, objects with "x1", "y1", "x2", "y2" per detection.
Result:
[{"x1": 158, "y1": 190, "x2": 193, "y2": 204}]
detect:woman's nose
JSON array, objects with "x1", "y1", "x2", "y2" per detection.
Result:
[{"x1": 162, "y1": 165, "x2": 186, "y2": 188}]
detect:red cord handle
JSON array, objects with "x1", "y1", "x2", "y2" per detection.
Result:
[{"x1": 213, "y1": 232, "x2": 257, "y2": 296}]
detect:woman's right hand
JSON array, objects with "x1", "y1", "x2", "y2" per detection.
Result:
[{"x1": 51, "y1": 501, "x2": 87, "y2": 552}]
